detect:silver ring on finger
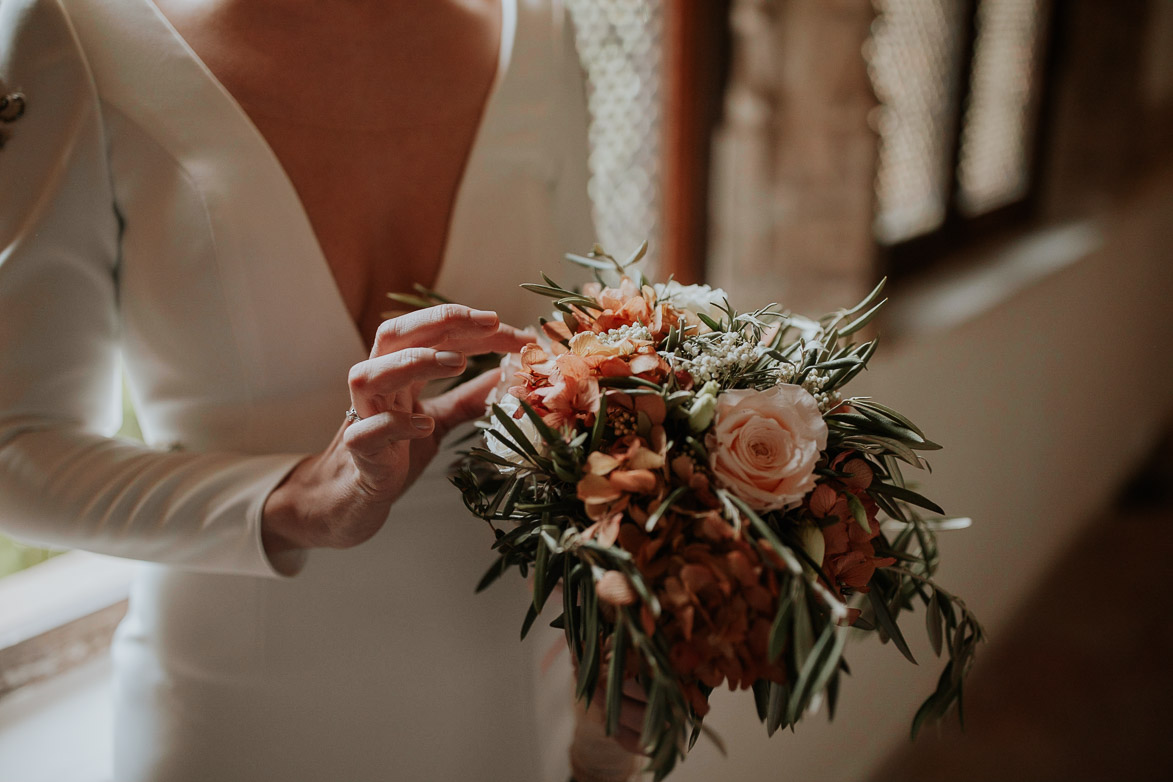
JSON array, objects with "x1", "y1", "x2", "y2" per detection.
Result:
[{"x1": 345, "y1": 407, "x2": 363, "y2": 424}]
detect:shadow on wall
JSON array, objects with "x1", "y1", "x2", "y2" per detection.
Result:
[{"x1": 873, "y1": 437, "x2": 1173, "y2": 782}]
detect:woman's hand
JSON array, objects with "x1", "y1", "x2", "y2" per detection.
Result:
[
  {"x1": 570, "y1": 678, "x2": 648, "y2": 782},
  {"x1": 583, "y1": 677, "x2": 651, "y2": 755},
  {"x1": 261, "y1": 304, "x2": 532, "y2": 569},
  {"x1": 568, "y1": 636, "x2": 649, "y2": 781}
]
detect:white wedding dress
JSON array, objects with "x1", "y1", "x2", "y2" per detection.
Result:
[{"x1": 0, "y1": 0, "x2": 594, "y2": 779}]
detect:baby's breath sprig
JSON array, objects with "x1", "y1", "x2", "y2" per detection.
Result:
[{"x1": 673, "y1": 332, "x2": 759, "y2": 386}]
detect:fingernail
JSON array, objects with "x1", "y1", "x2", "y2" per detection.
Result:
[
  {"x1": 411, "y1": 415, "x2": 433, "y2": 430},
  {"x1": 471, "y1": 309, "x2": 498, "y2": 326},
  {"x1": 436, "y1": 351, "x2": 464, "y2": 367}
]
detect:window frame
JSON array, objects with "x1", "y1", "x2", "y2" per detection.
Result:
[
  {"x1": 662, "y1": 0, "x2": 732, "y2": 284},
  {"x1": 0, "y1": 551, "x2": 132, "y2": 698},
  {"x1": 877, "y1": 0, "x2": 1066, "y2": 281}
]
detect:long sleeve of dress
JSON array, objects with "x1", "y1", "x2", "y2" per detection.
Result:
[{"x1": 0, "y1": 0, "x2": 305, "y2": 579}]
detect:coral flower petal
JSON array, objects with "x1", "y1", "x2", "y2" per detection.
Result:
[
  {"x1": 586, "y1": 452, "x2": 622, "y2": 476},
  {"x1": 596, "y1": 571, "x2": 637, "y2": 607},
  {"x1": 610, "y1": 469, "x2": 658, "y2": 494}
]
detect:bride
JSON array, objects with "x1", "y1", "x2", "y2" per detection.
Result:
[{"x1": 0, "y1": 0, "x2": 641, "y2": 778}]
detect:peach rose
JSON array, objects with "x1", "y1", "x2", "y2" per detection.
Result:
[{"x1": 707, "y1": 385, "x2": 828, "y2": 511}]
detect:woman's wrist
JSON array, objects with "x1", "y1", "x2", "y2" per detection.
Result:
[
  {"x1": 260, "y1": 443, "x2": 394, "y2": 558},
  {"x1": 261, "y1": 454, "x2": 321, "y2": 561}
]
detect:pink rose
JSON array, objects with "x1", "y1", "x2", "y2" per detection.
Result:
[{"x1": 707, "y1": 385, "x2": 828, "y2": 511}]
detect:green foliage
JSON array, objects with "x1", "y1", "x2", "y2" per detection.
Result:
[{"x1": 0, "y1": 535, "x2": 62, "y2": 580}]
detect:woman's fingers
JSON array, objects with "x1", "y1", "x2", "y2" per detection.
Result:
[
  {"x1": 417, "y1": 369, "x2": 502, "y2": 438},
  {"x1": 617, "y1": 690, "x2": 647, "y2": 736},
  {"x1": 349, "y1": 348, "x2": 467, "y2": 417},
  {"x1": 621, "y1": 678, "x2": 649, "y2": 702},
  {"x1": 342, "y1": 410, "x2": 435, "y2": 459},
  {"x1": 587, "y1": 675, "x2": 650, "y2": 728},
  {"x1": 371, "y1": 304, "x2": 499, "y2": 358},
  {"x1": 437, "y1": 323, "x2": 536, "y2": 355},
  {"x1": 342, "y1": 412, "x2": 434, "y2": 500},
  {"x1": 585, "y1": 679, "x2": 650, "y2": 756},
  {"x1": 613, "y1": 727, "x2": 643, "y2": 756},
  {"x1": 372, "y1": 304, "x2": 535, "y2": 360},
  {"x1": 614, "y1": 692, "x2": 648, "y2": 754}
]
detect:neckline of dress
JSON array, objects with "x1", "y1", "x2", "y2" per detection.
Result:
[{"x1": 138, "y1": 0, "x2": 518, "y2": 357}]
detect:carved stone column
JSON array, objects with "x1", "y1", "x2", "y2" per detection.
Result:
[{"x1": 709, "y1": 0, "x2": 879, "y2": 315}]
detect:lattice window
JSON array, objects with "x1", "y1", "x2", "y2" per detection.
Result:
[
  {"x1": 957, "y1": 0, "x2": 1047, "y2": 215},
  {"x1": 869, "y1": 0, "x2": 969, "y2": 244},
  {"x1": 868, "y1": 0, "x2": 1051, "y2": 255},
  {"x1": 566, "y1": 0, "x2": 665, "y2": 268}
]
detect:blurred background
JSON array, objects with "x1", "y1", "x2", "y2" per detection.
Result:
[{"x1": 2, "y1": 0, "x2": 1171, "y2": 779}]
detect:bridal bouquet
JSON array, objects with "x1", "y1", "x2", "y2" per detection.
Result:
[{"x1": 450, "y1": 244, "x2": 982, "y2": 779}]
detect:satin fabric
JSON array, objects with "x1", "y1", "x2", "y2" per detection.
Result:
[{"x1": 0, "y1": 0, "x2": 593, "y2": 778}]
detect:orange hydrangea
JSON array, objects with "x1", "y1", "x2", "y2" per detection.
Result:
[
  {"x1": 806, "y1": 454, "x2": 896, "y2": 606},
  {"x1": 577, "y1": 428, "x2": 668, "y2": 547},
  {"x1": 615, "y1": 512, "x2": 787, "y2": 717}
]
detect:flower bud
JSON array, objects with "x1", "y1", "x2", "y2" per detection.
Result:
[
  {"x1": 596, "y1": 570, "x2": 637, "y2": 607},
  {"x1": 798, "y1": 523, "x2": 826, "y2": 575},
  {"x1": 687, "y1": 381, "x2": 721, "y2": 433}
]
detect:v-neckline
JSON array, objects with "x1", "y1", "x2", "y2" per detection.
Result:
[{"x1": 141, "y1": 0, "x2": 517, "y2": 357}]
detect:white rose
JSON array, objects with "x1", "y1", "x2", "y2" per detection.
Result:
[
  {"x1": 653, "y1": 281, "x2": 729, "y2": 321},
  {"x1": 484, "y1": 393, "x2": 544, "y2": 466},
  {"x1": 485, "y1": 352, "x2": 524, "y2": 407}
]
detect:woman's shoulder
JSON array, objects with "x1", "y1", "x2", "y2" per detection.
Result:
[
  {"x1": 1, "y1": 0, "x2": 84, "y2": 69},
  {"x1": 1, "y1": 0, "x2": 139, "y2": 106},
  {"x1": 0, "y1": 0, "x2": 102, "y2": 138},
  {"x1": 0, "y1": 0, "x2": 124, "y2": 56}
]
